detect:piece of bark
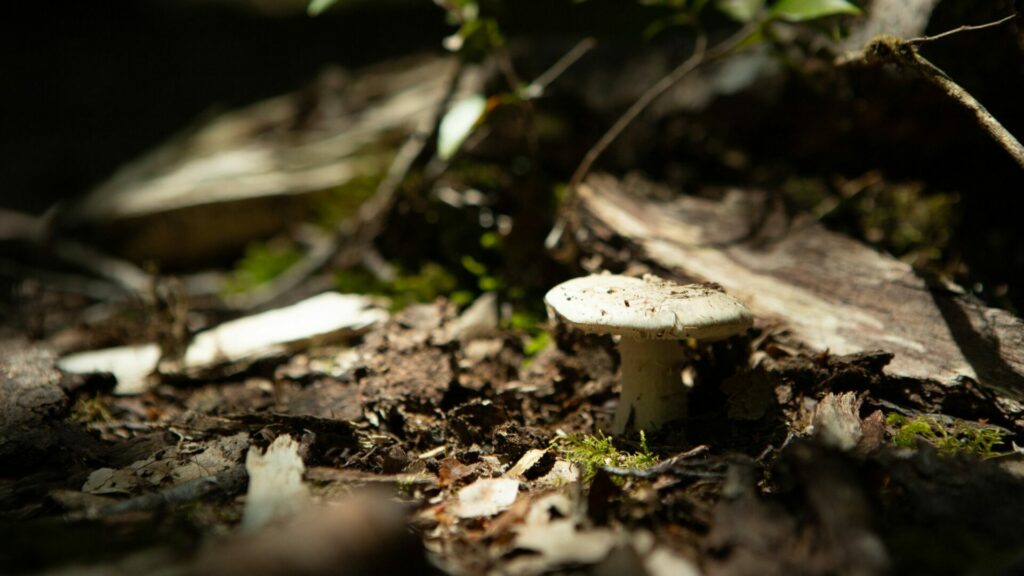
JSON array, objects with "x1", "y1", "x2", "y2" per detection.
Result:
[
  {"x1": 56, "y1": 56, "x2": 482, "y2": 267},
  {"x1": 569, "y1": 174, "x2": 1024, "y2": 408},
  {"x1": 56, "y1": 292, "x2": 387, "y2": 394},
  {"x1": 0, "y1": 339, "x2": 68, "y2": 461}
]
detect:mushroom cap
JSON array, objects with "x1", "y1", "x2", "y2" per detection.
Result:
[{"x1": 544, "y1": 274, "x2": 752, "y2": 341}]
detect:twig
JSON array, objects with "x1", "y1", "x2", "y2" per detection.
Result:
[
  {"x1": 839, "y1": 13, "x2": 1024, "y2": 171},
  {"x1": 566, "y1": 23, "x2": 759, "y2": 198},
  {"x1": 566, "y1": 33, "x2": 708, "y2": 199},
  {"x1": 544, "y1": 24, "x2": 761, "y2": 254},
  {"x1": 602, "y1": 445, "x2": 721, "y2": 479},
  {"x1": 523, "y1": 38, "x2": 598, "y2": 99},
  {"x1": 49, "y1": 240, "x2": 152, "y2": 298},
  {"x1": 907, "y1": 12, "x2": 1017, "y2": 45}
]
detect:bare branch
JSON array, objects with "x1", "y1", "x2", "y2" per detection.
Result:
[
  {"x1": 566, "y1": 33, "x2": 708, "y2": 199},
  {"x1": 566, "y1": 22, "x2": 760, "y2": 204},
  {"x1": 908, "y1": 12, "x2": 1017, "y2": 45},
  {"x1": 525, "y1": 37, "x2": 598, "y2": 98}
]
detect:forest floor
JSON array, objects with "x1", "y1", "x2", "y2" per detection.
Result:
[
  {"x1": 3, "y1": 275, "x2": 1024, "y2": 575},
  {"x1": 4, "y1": 2, "x2": 1024, "y2": 575}
]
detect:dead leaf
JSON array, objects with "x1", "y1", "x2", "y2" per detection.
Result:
[
  {"x1": 505, "y1": 448, "x2": 547, "y2": 480},
  {"x1": 812, "y1": 392, "x2": 863, "y2": 451},
  {"x1": 451, "y1": 477, "x2": 520, "y2": 519}
]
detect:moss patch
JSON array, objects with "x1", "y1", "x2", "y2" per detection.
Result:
[
  {"x1": 887, "y1": 413, "x2": 1006, "y2": 458},
  {"x1": 552, "y1": 431, "x2": 657, "y2": 482}
]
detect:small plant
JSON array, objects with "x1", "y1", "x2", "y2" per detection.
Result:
[
  {"x1": 503, "y1": 309, "x2": 550, "y2": 366},
  {"x1": 551, "y1": 431, "x2": 658, "y2": 482},
  {"x1": 886, "y1": 413, "x2": 1007, "y2": 458},
  {"x1": 522, "y1": 331, "x2": 551, "y2": 359},
  {"x1": 69, "y1": 394, "x2": 114, "y2": 426}
]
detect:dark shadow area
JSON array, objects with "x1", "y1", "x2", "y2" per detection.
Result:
[
  {"x1": 1, "y1": 1, "x2": 448, "y2": 213},
  {"x1": 919, "y1": 270, "x2": 1024, "y2": 400}
]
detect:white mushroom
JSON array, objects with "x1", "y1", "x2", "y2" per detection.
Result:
[{"x1": 544, "y1": 274, "x2": 752, "y2": 434}]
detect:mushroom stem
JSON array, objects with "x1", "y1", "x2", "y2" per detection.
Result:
[{"x1": 612, "y1": 338, "x2": 689, "y2": 434}]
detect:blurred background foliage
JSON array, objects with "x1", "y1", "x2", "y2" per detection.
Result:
[{"x1": 3, "y1": 0, "x2": 1023, "y2": 315}]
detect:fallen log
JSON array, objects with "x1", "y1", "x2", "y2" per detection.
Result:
[{"x1": 566, "y1": 174, "x2": 1024, "y2": 415}]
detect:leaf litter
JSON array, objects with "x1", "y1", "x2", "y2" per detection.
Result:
[{"x1": 4, "y1": 293, "x2": 1024, "y2": 575}]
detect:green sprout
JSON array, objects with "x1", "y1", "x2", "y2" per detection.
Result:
[{"x1": 503, "y1": 310, "x2": 550, "y2": 366}]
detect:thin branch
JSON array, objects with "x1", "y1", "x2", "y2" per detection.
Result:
[
  {"x1": 602, "y1": 445, "x2": 721, "y2": 479},
  {"x1": 566, "y1": 22, "x2": 760, "y2": 202},
  {"x1": 524, "y1": 37, "x2": 598, "y2": 98},
  {"x1": 544, "y1": 24, "x2": 758, "y2": 254},
  {"x1": 0, "y1": 259, "x2": 130, "y2": 301},
  {"x1": 566, "y1": 33, "x2": 708, "y2": 198},
  {"x1": 912, "y1": 55, "x2": 1024, "y2": 171},
  {"x1": 908, "y1": 12, "x2": 1016, "y2": 45},
  {"x1": 48, "y1": 240, "x2": 153, "y2": 297}
]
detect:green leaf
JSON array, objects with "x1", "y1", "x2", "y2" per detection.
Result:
[
  {"x1": 438, "y1": 94, "x2": 487, "y2": 160},
  {"x1": 770, "y1": 0, "x2": 860, "y2": 22},
  {"x1": 307, "y1": 0, "x2": 338, "y2": 16},
  {"x1": 717, "y1": 0, "x2": 766, "y2": 23}
]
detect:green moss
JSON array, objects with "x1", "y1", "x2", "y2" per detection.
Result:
[
  {"x1": 886, "y1": 413, "x2": 1007, "y2": 458},
  {"x1": 392, "y1": 262, "x2": 462, "y2": 307},
  {"x1": 69, "y1": 394, "x2": 113, "y2": 425},
  {"x1": 222, "y1": 241, "x2": 302, "y2": 295},
  {"x1": 855, "y1": 184, "x2": 957, "y2": 269},
  {"x1": 335, "y1": 261, "x2": 466, "y2": 310},
  {"x1": 333, "y1": 268, "x2": 390, "y2": 295},
  {"x1": 310, "y1": 172, "x2": 383, "y2": 228},
  {"x1": 552, "y1": 431, "x2": 658, "y2": 482}
]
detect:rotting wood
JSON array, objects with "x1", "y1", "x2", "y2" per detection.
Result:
[{"x1": 569, "y1": 174, "x2": 1024, "y2": 409}]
